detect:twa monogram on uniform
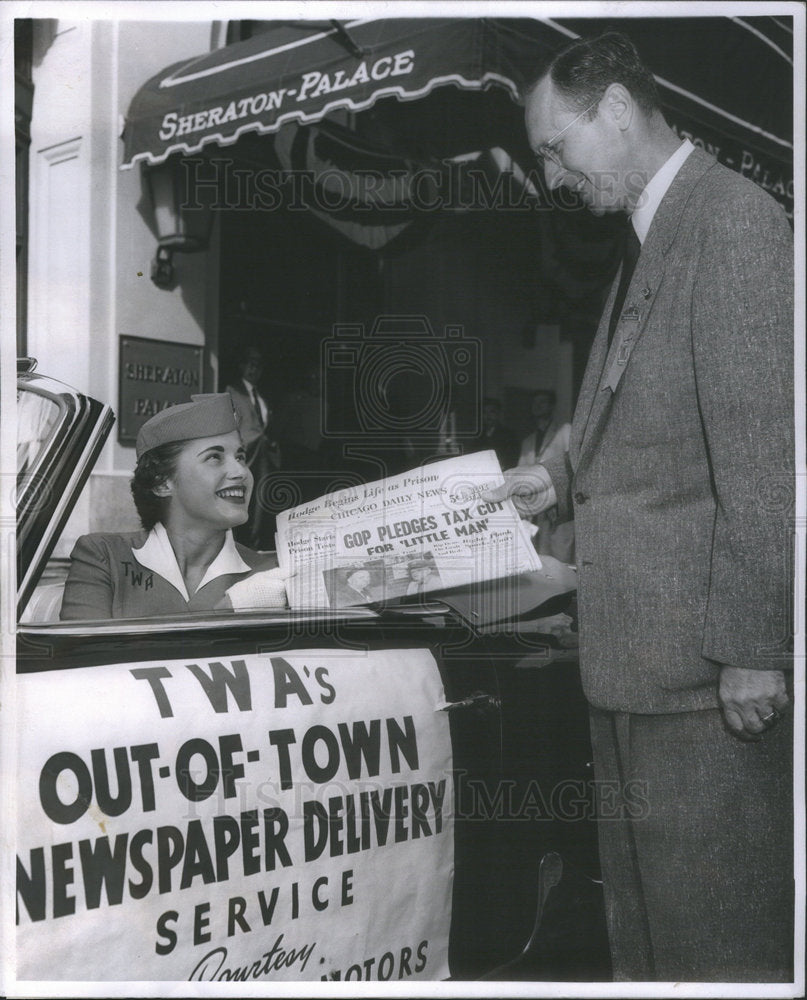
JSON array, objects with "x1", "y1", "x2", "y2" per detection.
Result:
[{"x1": 121, "y1": 561, "x2": 154, "y2": 590}]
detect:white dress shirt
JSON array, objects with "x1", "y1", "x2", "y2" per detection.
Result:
[
  {"x1": 631, "y1": 139, "x2": 694, "y2": 244},
  {"x1": 241, "y1": 377, "x2": 268, "y2": 424}
]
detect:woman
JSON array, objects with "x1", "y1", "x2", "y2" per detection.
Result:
[{"x1": 60, "y1": 394, "x2": 285, "y2": 620}]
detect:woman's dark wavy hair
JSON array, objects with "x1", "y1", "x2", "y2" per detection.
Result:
[
  {"x1": 130, "y1": 441, "x2": 186, "y2": 530},
  {"x1": 526, "y1": 32, "x2": 661, "y2": 118}
]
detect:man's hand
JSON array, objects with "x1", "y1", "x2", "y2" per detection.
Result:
[
  {"x1": 486, "y1": 464, "x2": 558, "y2": 518},
  {"x1": 718, "y1": 665, "x2": 789, "y2": 740}
]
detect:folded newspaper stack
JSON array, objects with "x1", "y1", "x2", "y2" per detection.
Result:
[{"x1": 276, "y1": 451, "x2": 549, "y2": 613}]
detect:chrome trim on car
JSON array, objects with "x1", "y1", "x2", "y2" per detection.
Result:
[{"x1": 16, "y1": 601, "x2": 452, "y2": 636}]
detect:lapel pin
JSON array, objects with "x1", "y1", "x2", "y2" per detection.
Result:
[{"x1": 641, "y1": 286, "x2": 652, "y2": 299}]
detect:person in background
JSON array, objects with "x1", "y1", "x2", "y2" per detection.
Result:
[
  {"x1": 60, "y1": 395, "x2": 284, "y2": 619},
  {"x1": 226, "y1": 344, "x2": 281, "y2": 550},
  {"x1": 518, "y1": 389, "x2": 570, "y2": 466},
  {"x1": 518, "y1": 389, "x2": 574, "y2": 563},
  {"x1": 497, "y1": 31, "x2": 793, "y2": 981},
  {"x1": 226, "y1": 345, "x2": 279, "y2": 462},
  {"x1": 467, "y1": 397, "x2": 520, "y2": 471}
]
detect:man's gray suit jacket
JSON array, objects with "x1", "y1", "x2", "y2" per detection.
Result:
[{"x1": 542, "y1": 148, "x2": 794, "y2": 714}]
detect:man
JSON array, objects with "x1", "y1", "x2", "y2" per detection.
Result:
[
  {"x1": 340, "y1": 568, "x2": 382, "y2": 606},
  {"x1": 226, "y1": 345, "x2": 277, "y2": 457},
  {"x1": 518, "y1": 389, "x2": 570, "y2": 467},
  {"x1": 499, "y1": 32, "x2": 794, "y2": 982},
  {"x1": 226, "y1": 344, "x2": 281, "y2": 549},
  {"x1": 405, "y1": 560, "x2": 441, "y2": 596}
]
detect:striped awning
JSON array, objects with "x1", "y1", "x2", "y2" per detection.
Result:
[
  {"x1": 122, "y1": 15, "x2": 793, "y2": 215},
  {"x1": 121, "y1": 18, "x2": 555, "y2": 168}
]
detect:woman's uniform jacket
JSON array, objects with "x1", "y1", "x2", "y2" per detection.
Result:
[
  {"x1": 542, "y1": 148, "x2": 794, "y2": 715},
  {"x1": 60, "y1": 526, "x2": 275, "y2": 620}
]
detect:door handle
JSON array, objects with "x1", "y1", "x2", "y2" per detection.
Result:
[{"x1": 437, "y1": 691, "x2": 500, "y2": 713}]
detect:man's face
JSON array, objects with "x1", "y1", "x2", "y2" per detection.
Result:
[
  {"x1": 525, "y1": 77, "x2": 629, "y2": 215},
  {"x1": 239, "y1": 350, "x2": 263, "y2": 385},
  {"x1": 532, "y1": 393, "x2": 554, "y2": 420},
  {"x1": 482, "y1": 404, "x2": 500, "y2": 426},
  {"x1": 349, "y1": 570, "x2": 370, "y2": 591}
]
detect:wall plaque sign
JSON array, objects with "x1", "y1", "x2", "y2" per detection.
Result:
[{"x1": 118, "y1": 336, "x2": 204, "y2": 444}]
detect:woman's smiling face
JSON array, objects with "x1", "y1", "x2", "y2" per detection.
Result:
[{"x1": 162, "y1": 431, "x2": 252, "y2": 533}]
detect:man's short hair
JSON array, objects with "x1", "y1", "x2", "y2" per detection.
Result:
[
  {"x1": 531, "y1": 31, "x2": 661, "y2": 118},
  {"x1": 236, "y1": 342, "x2": 263, "y2": 365}
]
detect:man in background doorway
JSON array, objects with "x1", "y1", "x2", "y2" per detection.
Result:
[{"x1": 518, "y1": 389, "x2": 570, "y2": 466}]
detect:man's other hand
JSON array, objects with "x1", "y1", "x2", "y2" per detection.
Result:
[{"x1": 719, "y1": 665, "x2": 789, "y2": 740}]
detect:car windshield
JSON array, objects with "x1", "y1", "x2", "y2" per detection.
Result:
[{"x1": 17, "y1": 387, "x2": 63, "y2": 480}]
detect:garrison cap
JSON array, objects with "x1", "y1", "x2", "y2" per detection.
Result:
[{"x1": 136, "y1": 394, "x2": 238, "y2": 458}]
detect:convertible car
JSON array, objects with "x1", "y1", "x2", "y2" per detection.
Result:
[{"x1": 15, "y1": 359, "x2": 608, "y2": 984}]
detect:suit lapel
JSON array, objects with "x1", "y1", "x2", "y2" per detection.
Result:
[
  {"x1": 569, "y1": 307, "x2": 611, "y2": 466},
  {"x1": 575, "y1": 149, "x2": 717, "y2": 465}
]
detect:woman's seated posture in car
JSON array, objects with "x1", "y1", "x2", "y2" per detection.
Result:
[{"x1": 61, "y1": 394, "x2": 281, "y2": 620}]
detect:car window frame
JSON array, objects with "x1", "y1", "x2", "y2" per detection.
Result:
[{"x1": 17, "y1": 369, "x2": 115, "y2": 620}]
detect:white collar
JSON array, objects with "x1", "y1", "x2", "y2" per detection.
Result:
[
  {"x1": 631, "y1": 139, "x2": 694, "y2": 245},
  {"x1": 241, "y1": 377, "x2": 256, "y2": 393},
  {"x1": 132, "y1": 522, "x2": 251, "y2": 601}
]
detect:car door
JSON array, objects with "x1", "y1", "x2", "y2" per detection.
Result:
[{"x1": 15, "y1": 364, "x2": 604, "y2": 983}]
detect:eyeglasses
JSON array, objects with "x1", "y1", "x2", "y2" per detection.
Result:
[{"x1": 534, "y1": 95, "x2": 601, "y2": 169}]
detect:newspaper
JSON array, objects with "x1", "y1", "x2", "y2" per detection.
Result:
[{"x1": 276, "y1": 451, "x2": 541, "y2": 609}]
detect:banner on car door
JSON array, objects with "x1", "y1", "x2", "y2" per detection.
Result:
[{"x1": 17, "y1": 648, "x2": 453, "y2": 983}]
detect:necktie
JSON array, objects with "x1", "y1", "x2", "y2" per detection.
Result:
[
  {"x1": 250, "y1": 386, "x2": 263, "y2": 426},
  {"x1": 607, "y1": 224, "x2": 641, "y2": 347}
]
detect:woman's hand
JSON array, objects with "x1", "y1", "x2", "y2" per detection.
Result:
[{"x1": 223, "y1": 568, "x2": 290, "y2": 611}]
